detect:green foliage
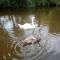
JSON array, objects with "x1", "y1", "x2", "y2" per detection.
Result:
[
  {"x1": 26, "y1": 0, "x2": 36, "y2": 7},
  {"x1": 0, "y1": 0, "x2": 60, "y2": 8}
]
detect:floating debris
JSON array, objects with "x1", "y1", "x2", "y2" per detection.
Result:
[{"x1": 20, "y1": 35, "x2": 41, "y2": 47}]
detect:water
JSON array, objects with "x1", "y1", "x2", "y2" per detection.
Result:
[{"x1": 0, "y1": 8, "x2": 60, "y2": 60}]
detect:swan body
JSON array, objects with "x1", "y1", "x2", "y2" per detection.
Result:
[
  {"x1": 18, "y1": 23, "x2": 37, "y2": 29},
  {"x1": 18, "y1": 16, "x2": 37, "y2": 29}
]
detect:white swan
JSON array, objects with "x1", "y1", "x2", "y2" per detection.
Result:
[{"x1": 18, "y1": 16, "x2": 37, "y2": 29}]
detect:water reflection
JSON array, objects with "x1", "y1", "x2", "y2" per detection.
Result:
[
  {"x1": 0, "y1": 8, "x2": 60, "y2": 60},
  {"x1": 0, "y1": 16, "x2": 16, "y2": 39}
]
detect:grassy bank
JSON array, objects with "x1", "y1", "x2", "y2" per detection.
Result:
[{"x1": 0, "y1": 0, "x2": 60, "y2": 8}]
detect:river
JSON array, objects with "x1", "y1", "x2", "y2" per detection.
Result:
[{"x1": 0, "y1": 8, "x2": 60, "y2": 60}]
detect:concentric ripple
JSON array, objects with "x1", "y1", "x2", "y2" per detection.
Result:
[
  {"x1": 6, "y1": 36, "x2": 48, "y2": 60},
  {"x1": 6, "y1": 38, "x2": 24, "y2": 60},
  {"x1": 19, "y1": 38, "x2": 47, "y2": 60}
]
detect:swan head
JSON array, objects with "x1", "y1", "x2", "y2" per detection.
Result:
[{"x1": 29, "y1": 15, "x2": 35, "y2": 20}]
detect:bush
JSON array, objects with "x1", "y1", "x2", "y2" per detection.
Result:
[{"x1": 0, "y1": 0, "x2": 60, "y2": 8}]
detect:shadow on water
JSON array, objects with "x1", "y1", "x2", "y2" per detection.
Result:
[{"x1": 0, "y1": 7, "x2": 60, "y2": 60}]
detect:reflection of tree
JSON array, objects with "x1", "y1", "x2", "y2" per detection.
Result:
[
  {"x1": 0, "y1": 16, "x2": 15, "y2": 38},
  {"x1": 35, "y1": 16, "x2": 40, "y2": 27},
  {"x1": 8, "y1": 15, "x2": 19, "y2": 27}
]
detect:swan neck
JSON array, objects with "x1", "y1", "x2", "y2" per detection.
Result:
[{"x1": 32, "y1": 19, "x2": 34, "y2": 25}]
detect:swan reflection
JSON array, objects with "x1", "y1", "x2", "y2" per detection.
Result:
[{"x1": 33, "y1": 25, "x2": 49, "y2": 39}]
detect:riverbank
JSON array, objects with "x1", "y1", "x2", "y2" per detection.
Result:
[{"x1": 0, "y1": 0, "x2": 60, "y2": 9}]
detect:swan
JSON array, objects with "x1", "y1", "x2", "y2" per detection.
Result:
[{"x1": 18, "y1": 16, "x2": 37, "y2": 29}]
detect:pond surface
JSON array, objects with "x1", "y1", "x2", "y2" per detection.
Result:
[{"x1": 0, "y1": 8, "x2": 60, "y2": 60}]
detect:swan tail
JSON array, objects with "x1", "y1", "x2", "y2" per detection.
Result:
[{"x1": 18, "y1": 24, "x2": 23, "y2": 28}]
